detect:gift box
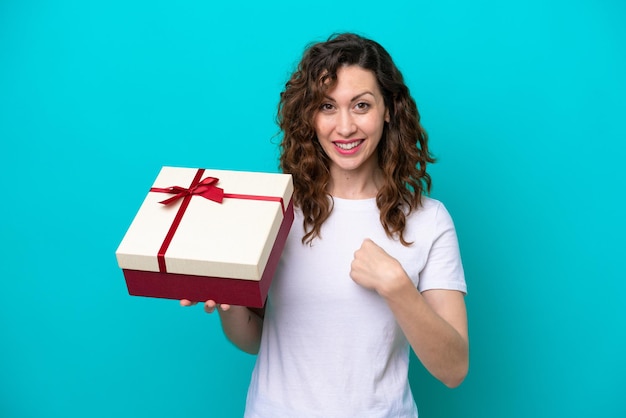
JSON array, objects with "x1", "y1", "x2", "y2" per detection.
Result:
[{"x1": 115, "y1": 166, "x2": 294, "y2": 308}]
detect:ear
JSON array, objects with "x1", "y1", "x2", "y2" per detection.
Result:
[{"x1": 384, "y1": 108, "x2": 390, "y2": 123}]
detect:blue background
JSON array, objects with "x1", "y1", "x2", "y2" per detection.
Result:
[{"x1": 1, "y1": 0, "x2": 624, "y2": 417}]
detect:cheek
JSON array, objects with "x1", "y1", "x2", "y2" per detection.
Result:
[
  {"x1": 314, "y1": 117, "x2": 332, "y2": 138},
  {"x1": 364, "y1": 117, "x2": 385, "y2": 136},
  {"x1": 312, "y1": 114, "x2": 322, "y2": 134}
]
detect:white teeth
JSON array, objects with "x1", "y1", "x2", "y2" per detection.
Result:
[{"x1": 335, "y1": 140, "x2": 362, "y2": 150}]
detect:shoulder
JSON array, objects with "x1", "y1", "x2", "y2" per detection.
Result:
[
  {"x1": 409, "y1": 196, "x2": 451, "y2": 221},
  {"x1": 404, "y1": 196, "x2": 458, "y2": 237},
  {"x1": 417, "y1": 195, "x2": 442, "y2": 211}
]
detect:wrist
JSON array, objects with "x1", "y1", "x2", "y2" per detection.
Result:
[{"x1": 378, "y1": 266, "x2": 414, "y2": 300}]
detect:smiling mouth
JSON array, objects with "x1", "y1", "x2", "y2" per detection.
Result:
[{"x1": 334, "y1": 140, "x2": 364, "y2": 150}]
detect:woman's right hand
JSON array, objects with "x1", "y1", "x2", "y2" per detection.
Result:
[{"x1": 180, "y1": 299, "x2": 232, "y2": 314}]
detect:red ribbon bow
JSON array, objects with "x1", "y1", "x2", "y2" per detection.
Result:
[{"x1": 150, "y1": 176, "x2": 224, "y2": 205}]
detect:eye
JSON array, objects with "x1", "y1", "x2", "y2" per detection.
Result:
[
  {"x1": 354, "y1": 102, "x2": 370, "y2": 112},
  {"x1": 319, "y1": 103, "x2": 335, "y2": 112}
]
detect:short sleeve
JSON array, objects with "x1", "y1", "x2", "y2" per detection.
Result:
[{"x1": 418, "y1": 202, "x2": 467, "y2": 293}]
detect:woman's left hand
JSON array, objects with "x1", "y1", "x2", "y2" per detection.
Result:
[{"x1": 350, "y1": 238, "x2": 409, "y2": 296}]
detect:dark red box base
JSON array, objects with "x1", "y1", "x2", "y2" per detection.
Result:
[{"x1": 122, "y1": 199, "x2": 294, "y2": 308}]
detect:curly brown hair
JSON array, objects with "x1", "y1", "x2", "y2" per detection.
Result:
[{"x1": 278, "y1": 33, "x2": 435, "y2": 246}]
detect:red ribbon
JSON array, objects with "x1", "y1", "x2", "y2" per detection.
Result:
[
  {"x1": 150, "y1": 175, "x2": 225, "y2": 205},
  {"x1": 150, "y1": 168, "x2": 286, "y2": 273}
]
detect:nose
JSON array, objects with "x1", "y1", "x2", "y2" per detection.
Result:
[{"x1": 336, "y1": 110, "x2": 357, "y2": 137}]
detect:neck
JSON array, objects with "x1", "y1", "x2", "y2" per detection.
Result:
[{"x1": 328, "y1": 164, "x2": 383, "y2": 199}]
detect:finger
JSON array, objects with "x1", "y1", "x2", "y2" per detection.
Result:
[
  {"x1": 204, "y1": 300, "x2": 218, "y2": 313},
  {"x1": 180, "y1": 299, "x2": 197, "y2": 307},
  {"x1": 219, "y1": 304, "x2": 232, "y2": 311},
  {"x1": 363, "y1": 238, "x2": 380, "y2": 250},
  {"x1": 355, "y1": 238, "x2": 374, "y2": 257}
]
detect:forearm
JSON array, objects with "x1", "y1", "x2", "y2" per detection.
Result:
[
  {"x1": 218, "y1": 306, "x2": 264, "y2": 355},
  {"x1": 382, "y1": 279, "x2": 469, "y2": 388}
]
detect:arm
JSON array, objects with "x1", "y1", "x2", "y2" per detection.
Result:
[
  {"x1": 384, "y1": 282, "x2": 468, "y2": 388},
  {"x1": 350, "y1": 239, "x2": 469, "y2": 387},
  {"x1": 181, "y1": 300, "x2": 264, "y2": 355}
]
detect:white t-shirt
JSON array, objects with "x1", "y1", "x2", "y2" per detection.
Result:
[{"x1": 245, "y1": 196, "x2": 466, "y2": 418}]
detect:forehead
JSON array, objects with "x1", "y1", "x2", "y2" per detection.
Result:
[{"x1": 326, "y1": 65, "x2": 381, "y2": 96}]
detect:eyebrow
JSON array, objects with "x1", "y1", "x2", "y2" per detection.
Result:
[{"x1": 323, "y1": 91, "x2": 376, "y2": 102}]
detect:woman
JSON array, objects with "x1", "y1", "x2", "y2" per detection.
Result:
[{"x1": 183, "y1": 33, "x2": 468, "y2": 417}]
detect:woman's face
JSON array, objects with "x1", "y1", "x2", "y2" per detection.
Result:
[{"x1": 313, "y1": 65, "x2": 389, "y2": 177}]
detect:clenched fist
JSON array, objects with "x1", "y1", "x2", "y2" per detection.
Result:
[{"x1": 350, "y1": 238, "x2": 410, "y2": 297}]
